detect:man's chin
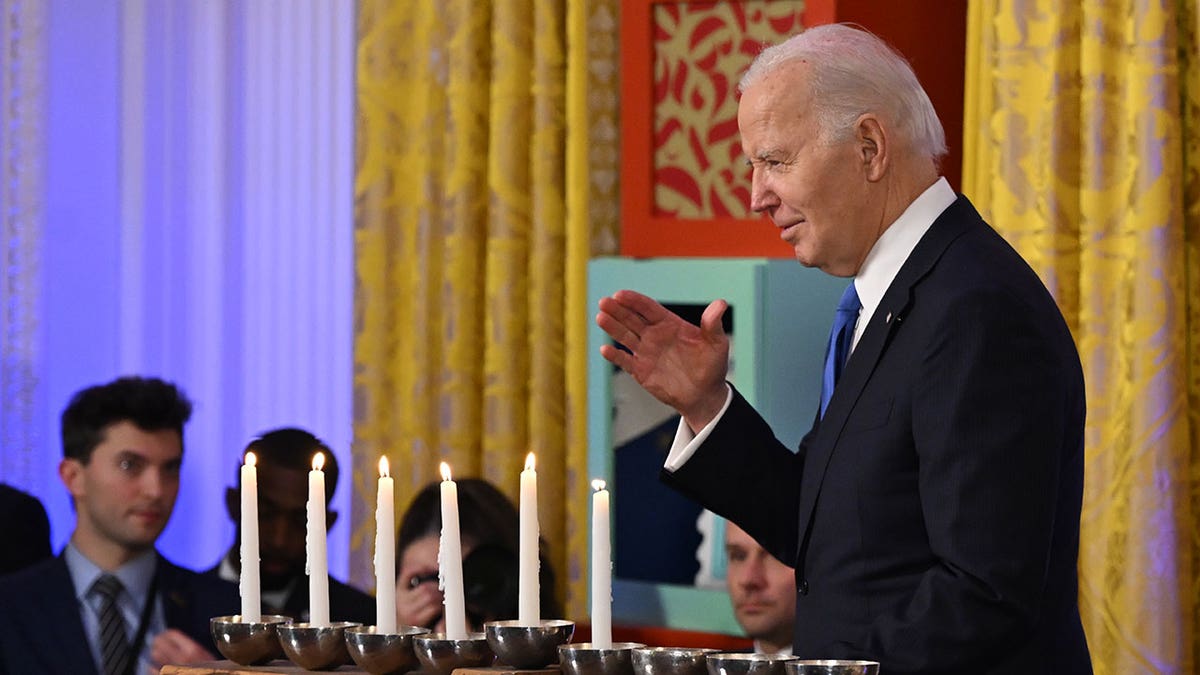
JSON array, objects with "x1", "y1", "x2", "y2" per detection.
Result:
[
  {"x1": 121, "y1": 528, "x2": 164, "y2": 550},
  {"x1": 791, "y1": 247, "x2": 819, "y2": 269}
]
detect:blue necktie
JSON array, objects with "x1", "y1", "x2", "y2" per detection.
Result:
[{"x1": 819, "y1": 282, "x2": 861, "y2": 418}]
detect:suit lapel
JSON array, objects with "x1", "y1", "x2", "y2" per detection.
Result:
[
  {"x1": 158, "y1": 556, "x2": 183, "y2": 628},
  {"x1": 37, "y1": 557, "x2": 102, "y2": 675},
  {"x1": 792, "y1": 196, "x2": 981, "y2": 562},
  {"x1": 158, "y1": 554, "x2": 204, "y2": 641}
]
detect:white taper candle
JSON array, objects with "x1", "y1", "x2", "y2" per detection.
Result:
[
  {"x1": 439, "y1": 462, "x2": 468, "y2": 639},
  {"x1": 375, "y1": 456, "x2": 396, "y2": 632},
  {"x1": 306, "y1": 452, "x2": 330, "y2": 626},
  {"x1": 519, "y1": 452, "x2": 540, "y2": 625},
  {"x1": 591, "y1": 479, "x2": 612, "y2": 648},
  {"x1": 239, "y1": 452, "x2": 261, "y2": 622}
]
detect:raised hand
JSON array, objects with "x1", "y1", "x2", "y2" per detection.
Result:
[
  {"x1": 596, "y1": 290, "x2": 731, "y2": 431},
  {"x1": 396, "y1": 568, "x2": 443, "y2": 630}
]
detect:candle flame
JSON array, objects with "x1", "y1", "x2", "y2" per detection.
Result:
[
  {"x1": 525, "y1": 452, "x2": 536, "y2": 472},
  {"x1": 313, "y1": 452, "x2": 325, "y2": 471},
  {"x1": 379, "y1": 456, "x2": 390, "y2": 478},
  {"x1": 245, "y1": 451, "x2": 256, "y2": 467},
  {"x1": 591, "y1": 479, "x2": 606, "y2": 492},
  {"x1": 440, "y1": 461, "x2": 452, "y2": 481}
]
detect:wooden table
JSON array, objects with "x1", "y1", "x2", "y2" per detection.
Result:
[{"x1": 161, "y1": 662, "x2": 559, "y2": 674}]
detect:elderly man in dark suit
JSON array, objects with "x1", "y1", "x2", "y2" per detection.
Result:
[
  {"x1": 0, "y1": 377, "x2": 237, "y2": 675},
  {"x1": 596, "y1": 24, "x2": 1090, "y2": 674}
]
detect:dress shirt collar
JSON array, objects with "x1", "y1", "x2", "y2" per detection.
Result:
[
  {"x1": 752, "y1": 641, "x2": 793, "y2": 656},
  {"x1": 851, "y1": 176, "x2": 956, "y2": 347},
  {"x1": 64, "y1": 541, "x2": 158, "y2": 606}
]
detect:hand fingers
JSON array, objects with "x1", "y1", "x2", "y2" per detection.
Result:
[
  {"x1": 597, "y1": 294, "x2": 650, "y2": 337},
  {"x1": 413, "y1": 603, "x2": 442, "y2": 628},
  {"x1": 599, "y1": 343, "x2": 637, "y2": 374},
  {"x1": 149, "y1": 630, "x2": 181, "y2": 663},
  {"x1": 150, "y1": 629, "x2": 211, "y2": 666},
  {"x1": 398, "y1": 585, "x2": 443, "y2": 626},
  {"x1": 700, "y1": 299, "x2": 729, "y2": 337},
  {"x1": 400, "y1": 596, "x2": 442, "y2": 628},
  {"x1": 596, "y1": 309, "x2": 643, "y2": 350},
  {"x1": 612, "y1": 289, "x2": 672, "y2": 323}
]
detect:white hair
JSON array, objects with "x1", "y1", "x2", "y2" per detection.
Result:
[{"x1": 739, "y1": 24, "x2": 947, "y2": 162}]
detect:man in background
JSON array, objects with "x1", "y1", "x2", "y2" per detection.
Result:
[
  {"x1": 212, "y1": 427, "x2": 375, "y2": 625},
  {"x1": 0, "y1": 376, "x2": 237, "y2": 675},
  {"x1": 724, "y1": 521, "x2": 795, "y2": 655}
]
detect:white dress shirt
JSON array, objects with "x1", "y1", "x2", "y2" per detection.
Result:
[{"x1": 664, "y1": 177, "x2": 957, "y2": 471}]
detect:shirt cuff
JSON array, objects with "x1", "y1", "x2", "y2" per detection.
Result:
[{"x1": 663, "y1": 384, "x2": 734, "y2": 472}]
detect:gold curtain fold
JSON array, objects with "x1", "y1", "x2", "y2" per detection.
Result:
[
  {"x1": 965, "y1": 2, "x2": 1200, "y2": 672},
  {"x1": 351, "y1": 0, "x2": 620, "y2": 620}
]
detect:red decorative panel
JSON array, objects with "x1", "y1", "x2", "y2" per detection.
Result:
[
  {"x1": 620, "y1": 0, "x2": 965, "y2": 258},
  {"x1": 652, "y1": 1, "x2": 804, "y2": 218}
]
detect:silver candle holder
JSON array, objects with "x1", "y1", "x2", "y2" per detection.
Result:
[
  {"x1": 412, "y1": 631, "x2": 494, "y2": 675},
  {"x1": 484, "y1": 619, "x2": 576, "y2": 669},
  {"x1": 276, "y1": 621, "x2": 361, "y2": 670},
  {"x1": 706, "y1": 652, "x2": 800, "y2": 675},
  {"x1": 208, "y1": 614, "x2": 291, "y2": 666},
  {"x1": 631, "y1": 646, "x2": 716, "y2": 675},
  {"x1": 344, "y1": 624, "x2": 429, "y2": 674},
  {"x1": 784, "y1": 660, "x2": 880, "y2": 675},
  {"x1": 558, "y1": 641, "x2": 645, "y2": 675}
]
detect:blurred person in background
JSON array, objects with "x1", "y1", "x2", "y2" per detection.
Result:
[
  {"x1": 0, "y1": 376, "x2": 237, "y2": 674},
  {"x1": 395, "y1": 477, "x2": 561, "y2": 631},
  {"x1": 0, "y1": 483, "x2": 53, "y2": 575},
  {"x1": 211, "y1": 427, "x2": 375, "y2": 625},
  {"x1": 725, "y1": 521, "x2": 795, "y2": 655}
]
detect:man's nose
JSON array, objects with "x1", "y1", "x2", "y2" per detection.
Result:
[
  {"x1": 262, "y1": 517, "x2": 291, "y2": 548},
  {"x1": 741, "y1": 560, "x2": 767, "y2": 587},
  {"x1": 142, "y1": 468, "x2": 166, "y2": 499},
  {"x1": 748, "y1": 171, "x2": 776, "y2": 213}
]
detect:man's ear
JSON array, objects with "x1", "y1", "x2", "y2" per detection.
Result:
[
  {"x1": 856, "y1": 114, "x2": 889, "y2": 182},
  {"x1": 59, "y1": 458, "x2": 84, "y2": 498},
  {"x1": 225, "y1": 486, "x2": 240, "y2": 522},
  {"x1": 326, "y1": 509, "x2": 338, "y2": 531}
]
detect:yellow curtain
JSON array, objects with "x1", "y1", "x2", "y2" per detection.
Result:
[
  {"x1": 964, "y1": 2, "x2": 1200, "y2": 672},
  {"x1": 350, "y1": 1, "x2": 620, "y2": 620}
]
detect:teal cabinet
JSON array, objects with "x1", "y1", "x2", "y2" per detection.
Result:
[{"x1": 586, "y1": 257, "x2": 846, "y2": 633}]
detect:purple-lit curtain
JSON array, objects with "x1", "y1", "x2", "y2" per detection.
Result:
[{"x1": 0, "y1": 0, "x2": 357, "y2": 579}]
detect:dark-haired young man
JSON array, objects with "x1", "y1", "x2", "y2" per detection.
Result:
[
  {"x1": 0, "y1": 376, "x2": 237, "y2": 675},
  {"x1": 211, "y1": 427, "x2": 375, "y2": 625}
]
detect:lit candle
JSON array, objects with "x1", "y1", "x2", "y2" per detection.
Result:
[
  {"x1": 307, "y1": 452, "x2": 330, "y2": 626},
  {"x1": 519, "y1": 452, "x2": 539, "y2": 625},
  {"x1": 591, "y1": 479, "x2": 612, "y2": 648},
  {"x1": 439, "y1": 462, "x2": 468, "y2": 639},
  {"x1": 240, "y1": 452, "x2": 261, "y2": 622},
  {"x1": 375, "y1": 456, "x2": 396, "y2": 633}
]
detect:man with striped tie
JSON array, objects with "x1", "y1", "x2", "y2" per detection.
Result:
[{"x1": 0, "y1": 377, "x2": 237, "y2": 675}]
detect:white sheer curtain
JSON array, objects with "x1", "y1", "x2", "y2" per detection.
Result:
[
  {"x1": 1, "y1": 0, "x2": 48, "y2": 497},
  {"x1": 1, "y1": 0, "x2": 356, "y2": 578}
]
